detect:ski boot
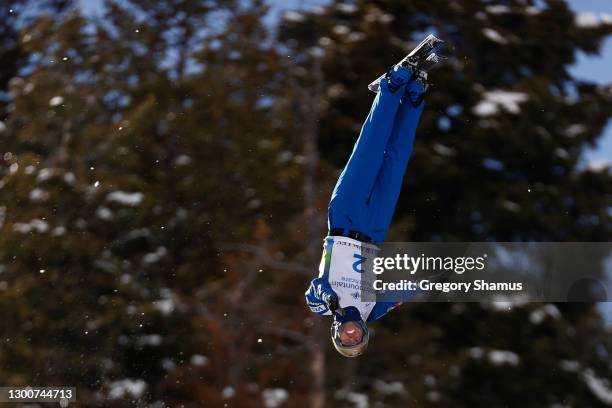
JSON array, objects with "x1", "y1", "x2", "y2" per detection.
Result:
[
  {"x1": 385, "y1": 64, "x2": 413, "y2": 94},
  {"x1": 368, "y1": 34, "x2": 446, "y2": 94}
]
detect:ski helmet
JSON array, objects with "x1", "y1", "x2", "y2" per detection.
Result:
[{"x1": 330, "y1": 306, "x2": 369, "y2": 358}]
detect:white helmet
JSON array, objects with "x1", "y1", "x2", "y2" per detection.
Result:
[{"x1": 330, "y1": 306, "x2": 369, "y2": 358}]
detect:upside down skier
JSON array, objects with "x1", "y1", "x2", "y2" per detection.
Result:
[{"x1": 305, "y1": 36, "x2": 445, "y2": 357}]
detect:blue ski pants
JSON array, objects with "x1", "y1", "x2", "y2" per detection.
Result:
[{"x1": 328, "y1": 79, "x2": 425, "y2": 243}]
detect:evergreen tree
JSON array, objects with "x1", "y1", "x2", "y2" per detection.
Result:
[
  {"x1": 1, "y1": 1, "x2": 71, "y2": 120},
  {"x1": 0, "y1": 0, "x2": 306, "y2": 406}
]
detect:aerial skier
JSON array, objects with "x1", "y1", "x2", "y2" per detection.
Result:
[{"x1": 305, "y1": 35, "x2": 445, "y2": 357}]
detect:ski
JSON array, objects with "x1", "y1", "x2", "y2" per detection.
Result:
[{"x1": 368, "y1": 34, "x2": 445, "y2": 93}]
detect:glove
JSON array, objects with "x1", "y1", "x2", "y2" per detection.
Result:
[{"x1": 305, "y1": 277, "x2": 339, "y2": 315}]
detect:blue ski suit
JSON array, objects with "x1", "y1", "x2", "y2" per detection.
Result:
[{"x1": 305, "y1": 73, "x2": 425, "y2": 322}]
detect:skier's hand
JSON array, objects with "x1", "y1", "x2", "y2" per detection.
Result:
[{"x1": 305, "y1": 278, "x2": 341, "y2": 315}]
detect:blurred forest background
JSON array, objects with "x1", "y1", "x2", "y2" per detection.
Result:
[{"x1": 1, "y1": 0, "x2": 612, "y2": 407}]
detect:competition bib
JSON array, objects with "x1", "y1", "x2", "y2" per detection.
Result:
[{"x1": 318, "y1": 236, "x2": 380, "y2": 320}]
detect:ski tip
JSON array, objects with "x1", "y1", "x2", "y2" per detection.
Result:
[
  {"x1": 424, "y1": 33, "x2": 445, "y2": 44},
  {"x1": 368, "y1": 80, "x2": 380, "y2": 93}
]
